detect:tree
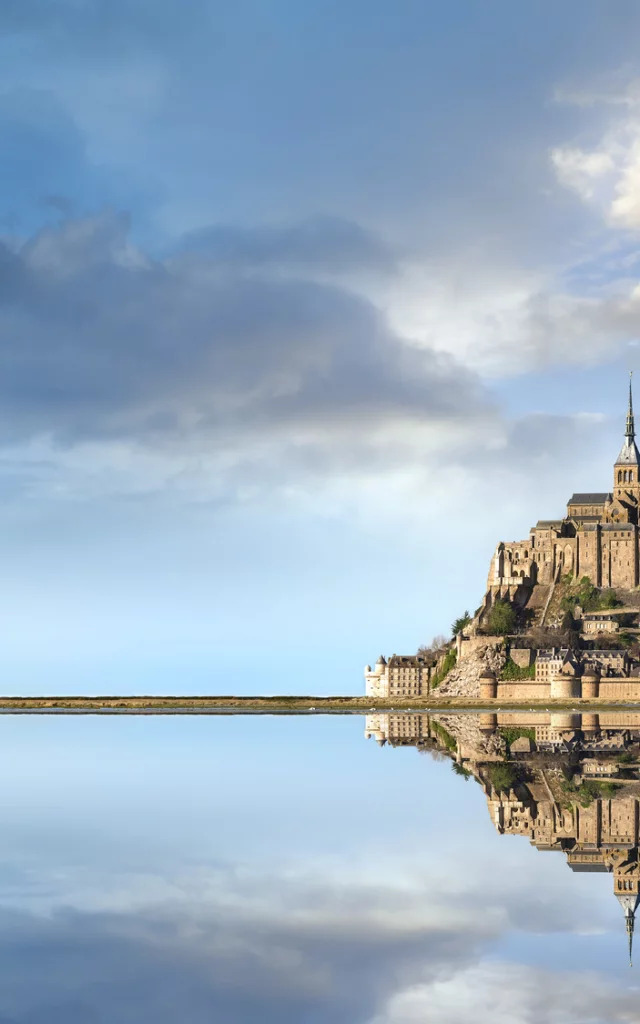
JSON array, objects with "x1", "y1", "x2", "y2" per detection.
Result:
[
  {"x1": 561, "y1": 609, "x2": 577, "y2": 632},
  {"x1": 487, "y1": 763, "x2": 517, "y2": 793},
  {"x1": 487, "y1": 600, "x2": 517, "y2": 636},
  {"x1": 417, "y1": 634, "x2": 449, "y2": 660},
  {"x1": 452, "y1": 611, "x2": 471, "y2": 636}
]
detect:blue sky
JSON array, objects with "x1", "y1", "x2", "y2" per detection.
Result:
[{"x1": 4, "y1": 3, "x2": 640, "y2": 692}]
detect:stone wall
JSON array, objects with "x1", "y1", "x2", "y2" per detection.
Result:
[
  {"x1": 510, "y1": 648, "x2": 535, "y2": 668},
  {"x1": 496, "y1": 681, "x2": 551, "y2": 700}
]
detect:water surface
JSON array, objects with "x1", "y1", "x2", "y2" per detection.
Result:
[{"x1": 0, "y1": 711, "x2": 639, "y2": 1023}]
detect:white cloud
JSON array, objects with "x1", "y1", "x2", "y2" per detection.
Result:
[
  {"x1": 551, "y1": 147, "x2": 615, "y2": 201},
  {"x1": 371, "y1": 961, "x2": 640, "y2": 1024},
  {"x1": 552, "y1": 76, "x2": 640, "y2": 230}
]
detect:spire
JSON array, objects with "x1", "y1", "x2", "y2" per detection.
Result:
[
  {"x1": 616, "y1": 891, "x2": 639, "y2": 967},
  {"x1": 627, "y1": 371, "x2": 635, "y2": 444},
  {"x1": 616, "y1": 372, "x2": 640, "y2": 466}
]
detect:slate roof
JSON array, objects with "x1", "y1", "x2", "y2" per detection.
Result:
[
  {"x1": 616, "y1": 440, "x2": 640, "y2": 465},
  {"x1": 568, "y1": 493, "x2": 611, "y2": 504}
]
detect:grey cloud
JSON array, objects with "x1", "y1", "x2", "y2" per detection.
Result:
[
  {"x1": 0, "y1": 211, "x2": 490, "y2": 450},
  {"x1": 180, "y1": 216, "x2": 397, "y2": 273},
  {"x1": 0, "y1": 896, "x2": 488, "y2": 1024},
  {"x1": 0, "y1": 877, "x2": 629, "y2": 1024}
]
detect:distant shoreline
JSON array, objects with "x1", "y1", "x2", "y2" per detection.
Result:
[{"x1": 1, "y1": 695, "x2": 640, "y2": 714}]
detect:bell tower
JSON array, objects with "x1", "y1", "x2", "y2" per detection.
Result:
[{"x1": 612, "y1": 373, "x2": 640, "y2": 520}]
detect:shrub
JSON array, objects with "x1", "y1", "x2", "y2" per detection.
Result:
[
  {"x1": 487, "y1": 763, "x2": 518, "y2": 792},
  {"x1": 451, "y1": 762, "x2": 471, "y2": 781},
  {"x1": 560, "y1": 776, "x2": 621, "y2": 807},
  {"x1": 500, "y1": 659, "x2": 535, "y2": 680},
  {"x1": 431, "y1": 720, "x2": 457, "y2": 751},
  {"x1": 487, "y1": 600, "x2": 517, "y2": 636},
  {"x1": 431, "y1": 649, "x2": 457, "y2": 689},
  {"x1": 499, "y1": 726, "x2": 536, "y2": 748}
]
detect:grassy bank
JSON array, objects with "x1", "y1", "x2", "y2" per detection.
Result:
[{"x1": 0, "y1": 695, "x2": 639, "y2": 714}]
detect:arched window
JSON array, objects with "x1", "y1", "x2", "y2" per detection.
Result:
[
  {"x1": 619, "y1": 470, "x2": 623, "y2": 483},
  {"x1": 624, "y1": 470, "x2": 628, "y2": 483},
  {"x1": 631, "y1": 471, "x2": 634, "y2": 482}
]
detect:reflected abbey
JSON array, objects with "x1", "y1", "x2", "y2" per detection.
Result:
[{"x1": 366, "y1": 710, "x2": 640, "y2": 965}]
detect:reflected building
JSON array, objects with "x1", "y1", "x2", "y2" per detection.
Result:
[{"x1": 366, "y1": 710, "x2": 640, "y2": 965}]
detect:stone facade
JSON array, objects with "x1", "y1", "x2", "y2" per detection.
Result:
[{"x1": 364, "y1": 654, "x2": 432, "y2": 699}]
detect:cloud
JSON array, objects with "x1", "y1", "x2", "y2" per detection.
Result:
[
  {"x1": 180, "y1": 216, "x2": 396, "y2": 273},
  {"x1": 552, "y1": 75, "x2": 640, "y2": 230},
  {"x1": 372, "y1": 961, "x2": 640, "y2": 1024},
  {"x1": 0, "y1": 859, "x2": 632, "y2": 1024},
  {"x1": 0, "y1": 209, "x2": 493, "y2": 458},
  {"x1": 0, "y1": 875, "x2": 493, "y2": 1024}
]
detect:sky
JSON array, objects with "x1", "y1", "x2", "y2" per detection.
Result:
[
  {"x1": 0, "y1": 713, "x2": 637, "y2": 1022},
  {"x1": 4, "y1": 3, "x2": 640, "y2": 692}
]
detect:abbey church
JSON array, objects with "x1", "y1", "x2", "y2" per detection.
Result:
[{"x1": 490, "y1": 377, "x2": 640, "y2": 594}]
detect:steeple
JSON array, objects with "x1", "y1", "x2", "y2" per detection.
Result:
[
  {"x1": 616, "y1": 891, "x2": 640, "y2": 968},
  {"x1": 615, "y1": 372, "x2": 640, "y2": 468},
  {"x1": 627, "y1": 371, "x2": 636, "y2": 445}
]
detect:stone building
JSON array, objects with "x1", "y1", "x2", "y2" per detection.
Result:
[
  {"x1": 364, "y1": 654, "x2": 432, "y2": 699},
  {"x1": 582, "y1": 611, "x2": 620, "y2": 634},
  {"x1": 485, "y1": 376, "x2": 640, "y2": 602}
]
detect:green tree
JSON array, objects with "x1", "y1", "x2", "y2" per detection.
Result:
[
  {"x1": 487, "y1": 763, "x2": 517, "y2": 792},
  {"x1": 487, "y1": 600, "x2": 517, "y2": 636},
  {"x1": 451, "y1": 762, "x2": 471, "y2": 781},
  {"x1": 451, "y1": 611, "x2": 471, "y2": 635}
]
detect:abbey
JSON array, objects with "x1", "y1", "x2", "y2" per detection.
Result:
[
  {"x1": 489, "y1": 377, "x2": 640, "y2": 595},
  {"x1": 364, "y1": 377, "x2": 640, "y2": 703}
]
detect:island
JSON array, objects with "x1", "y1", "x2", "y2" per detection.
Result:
[{"x1": 366, "y1": 376, "x2": 640, "y2": 705}]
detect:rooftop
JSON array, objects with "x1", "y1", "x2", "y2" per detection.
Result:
[{"x1": 567, "y1": 493, "x2": 611, "y2": 504}]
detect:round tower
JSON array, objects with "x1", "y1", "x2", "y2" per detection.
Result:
[
  {"x1": 479, "y1": 712, "x2": 498, "y2": 732},
  {"x1": 582, "y1": 711, "x2": 600, "y2": 735},
  {"x1": 550, "y1": 711, "x2": 581, "y2": 731},
  {"x1": 479, "y1": 668, "x2": 497, "y2": 701},
  {"x1": 582, "y1": 670, "x2": 600, "y2": 701},
  {"x1": 550, "y1": 669, "x2": 582, "y2": 700}
]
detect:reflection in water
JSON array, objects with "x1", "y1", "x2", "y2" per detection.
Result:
[{"x1": 366, "y1": 711, "x2": 640, "y2": 965}]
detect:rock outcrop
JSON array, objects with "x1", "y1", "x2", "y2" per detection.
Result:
[{"x1": 436, "y1": 642, "x2": 506, "y2": 698}]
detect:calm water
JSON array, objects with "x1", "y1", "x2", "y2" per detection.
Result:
[{"x1": 0, "y1": 711, "x2": 639, "y2": 1022}]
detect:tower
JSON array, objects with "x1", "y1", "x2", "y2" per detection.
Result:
[
  {"x1": 612, "y1": 373, "x2": 640, "y2": 520},
  {"x1": 616, "y1": 889, "x2": 640, "y2": 967},
  {"x1": 607, "y1": 848, "x2": 640, "y2": 967}
]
